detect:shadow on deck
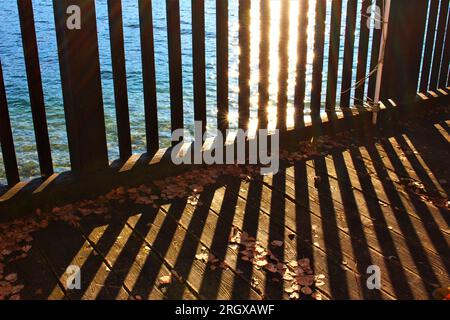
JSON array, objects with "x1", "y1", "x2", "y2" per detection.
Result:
[{"x1": 1, "y1": 109, "x2": 449, "y2": 301}]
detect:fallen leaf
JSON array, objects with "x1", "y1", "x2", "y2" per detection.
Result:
[
  {"x1": 159, "y1": 275, "x2": 172, "y2": 285},
  {"x1": 271, "y1": 240, "x2": 283, "y2": 247}
]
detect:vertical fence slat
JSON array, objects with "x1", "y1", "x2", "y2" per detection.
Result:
[
  {"x1": 109, "y1": 0, "x2": 132, "y2": 158},
  {"x1": 216, "y1": 0, "x2": 228, "y2": 133},
  {"x1": 420, "y1": 0, "x2": 439, "y2": 92},
  {"x1": 0, "y1": 61, "x2": 20, "y2": 185},
  {"x1": 310, "y1": 0, "x2": 326, "y2": 115},
  {"x1": 430, "y1": 0, "x2": 449, "y2": 91},
  {"x1": 325, "y1": 0, "x2": 342, "y2": 111},
  {"x1": 367, "y1": 0, "x2": 382, "y2": 100},
  {"x1": 139, "y1": 0, "x2": 159, "y2": 153},
  {"x1": 381, "y1": 0, "x2": 429, "y2": 103},
  {"x1": 447, "y1": 64, "x2": 450, "y2": 87},
  {"x1": 354, "y1": 0, "x2": 372, "y2": 106},
  {"x1": 258, "y1": 0, "x2": 270, "y2": 129},
  {"x1": 277, "y1": 0, "x2": 290, "y2": 130},
  {"x1": 438, "y1": 2, "x2": 450, "y2": 89},
  {"x1": 53, "y1": 0, "x2": 108, "y2": 172},
  {"x1": 340, "y1": 0, "x2": 357, "y2": 108},
  {"x1": 192, "y1": 0, "x2": 206, "y2": 136},
  {"x1": 238, "y1": 0, "x2": 251, "y2": 130},
  {"x1": 166, "y1": 0, "x2": 183, "y2": 141},
  {"x1": 18, "y1": 0, "x2": 53, "y2": 177},
  {"x1": 294, "y1": 0, "x2": 309, "y2": 128}
]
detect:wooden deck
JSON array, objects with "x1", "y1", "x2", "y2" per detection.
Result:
[{"x1": 1, "y1": 111, "x2": 449, "y2": 300}]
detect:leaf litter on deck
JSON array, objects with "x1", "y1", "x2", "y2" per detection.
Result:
[{"x1": 1, "y1": 131, "x2": 446, "y2": 300}]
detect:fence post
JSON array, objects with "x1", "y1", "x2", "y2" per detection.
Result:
[
  {"x1": 381, "y1": 0, "x2": 428, "y2": 104},
  {"x1": 0, "y1": 61, "x2": 20, "y2": 185},
  {"x1": 53, "y1": 0, "x2": 108, "y2": 172}
]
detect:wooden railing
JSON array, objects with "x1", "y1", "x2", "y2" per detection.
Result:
[{"x1": 0, "y1": 0, "x2": 449, "y2": 188}]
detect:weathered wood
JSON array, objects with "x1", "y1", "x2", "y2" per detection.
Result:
[
  {"x1": 156, "y1": 197, "x2": 266, "y2": 300},
  {"x1": 430, "y1": 0, "x2": 450, "y2": 91},
  {"x1": 325, "y1": 0, "x2": 343, "y2": 111},
  {"x1": 128, "y1": 202, "x2": 262, "y2": 300},
  {"x1": 258, "y1": 0, "x2": 270, "y2": 129},
  {"x1": 291, "y1": 153, "x2": 449, "y2": 274},
  {"x1": 238, "y1": 0, "x2": 251, "y2": 130},
  {"x1": 217, "y1": 175, "x2": 396, "y2": 299},
  {"x1": 367, "y1": 0, "x2": 382, "y2": 101},
  {"x1": 270, "y1": 166, "x2": 439, "y2": 299},
  {"x1": 216, "y1": 0, "x2": 228, "y2": 133},
  {"x1": 18, "y1": 0, "x2": 53, "y2": 177},
  {"x1": 53, "y1": 0, "x2": 109, "y2": 172},
  {"x1": 277, "y1": 0, "x2": 290, "y2": 130},
  {"x1": 420, "y1": 0, "x2": 439, "y2": 92},
  {"x1": 192, "y1": 0, "x2": 206, "y2": 136},
  {"x1": 340, "y1": 0, "x2": 357, "y2": 108},
  {"x1": 108, "y1": 0, "x2": 132, "y2": 159},
  {"x1": 354, "y1": 0, "x2": 372, "y2": 106},
  {"x1": 7, "y1": 244, "x2": 65, "y2": 299},
  {"x1": 322, "y1": 147, "x2": 450, "y2": 232},
  {"x1": 172, "y1": 183, "x2": 339, "y2": 300},
  {"x1": 78, "y1": 214, "x2": 189, "y2": 299},
  {"x1": 310, "y1": 0, "x2": 326, "y2": 114},
  {"x1": 0, "y1": 60, "x2": 20, "y2": 185},
  {"x1": 381, "y1": 0, "x2": 429, "y2": 103},
  {"x1": 166, "y1": 0, "x2": 183, "y2": 142},
  {"x1": 294, "y1": 0, "x2": 309, "y2": 128},
  {"x1": 139, "y1": 0, "x2": 159, "y2": 153},
  {"x1": 35, "y1": 221, "x2": 129, "y2": 299},
  {"x1": 439, "y1": 7, "x2": 450, "y2": 89}
]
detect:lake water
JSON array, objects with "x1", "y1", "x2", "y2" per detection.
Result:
[{"x1": 0, "y1": 0, "x2": 376, "y2": 183}]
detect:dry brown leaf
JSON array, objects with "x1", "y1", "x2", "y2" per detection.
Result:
[
  {"x1": 270, "y1": 240, "x2": 283, "y2": 247},
  {"x1": 159, "y1": 275, "x2": 172, "y2": 285},
  {"x1": 256, "y1": 260, "x2": 268, "y2": 267},
  {"x1": 301, "y1": 286, "x2": 313, "y2": 295},
  {"x1": 5, "y1": 273, "x2": 17, "y2": 282}
]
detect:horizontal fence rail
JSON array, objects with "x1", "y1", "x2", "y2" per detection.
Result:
[{"x1": 0, "y1": 0, "x2": 449, "y2": 188}]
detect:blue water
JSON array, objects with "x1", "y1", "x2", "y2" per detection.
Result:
[{"x1": 0, "y1": 0, "x2": 377, "y2": 183}]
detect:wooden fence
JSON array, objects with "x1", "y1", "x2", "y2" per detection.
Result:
[{"x1": 0, "y1": 0, "x2": 449, "y2": 188}]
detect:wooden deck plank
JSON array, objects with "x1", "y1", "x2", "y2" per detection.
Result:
[
  {"x1": 34, "y1": 221, "x2": 129, "y2": 300},
  {"x1": 78, "y1": 215, "x2": 180, "y2": 300},
  {"x1": 149, "y1": 179, "x2": 351, "y2": 300},
  {"x1": 318, "y1": 149, "x2": 450, "y2": 232},
  {"x1": 293, "y1": 156, "x2": 449, "y2": 267},
  {"x1": 280, "y1": 161, "x2": 449, "y2": 286},
  {"x1": 5, "y1": 245, "x2": 65, "y2": 300},
  {"x1": 155, "y1": 188, "x2": 281, "y2": 300},
  {"x1": 304, "y1": 150, "x2": 450, "y2": 266},
  {"x1": 358, "y1": 139, "x2": 448, "y2": 198},
  {"x1": 205, "y1": 181, "x2": 367, "y2": 300},
  {"x1": 213, "y1": 175, "x2": 395, "y2": 300},
  {"x1": 123, "y1": 201, "x2": 262, "y2": 300},
  {"x1": 257, "y1": 168, "x2": 442, "y2": 299}
]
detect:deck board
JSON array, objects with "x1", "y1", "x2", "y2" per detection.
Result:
[{"x1": 1, "y1": 115, "x2": 449, "y2": 300}]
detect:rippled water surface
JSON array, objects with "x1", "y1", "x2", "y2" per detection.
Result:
[{"x1": 0, "y1": 0, "x2": 376, "y2": 183}]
